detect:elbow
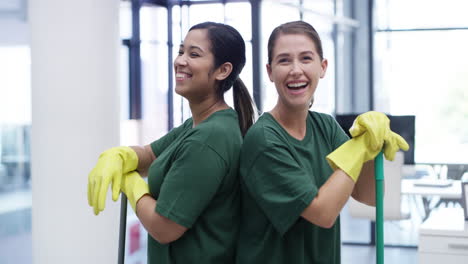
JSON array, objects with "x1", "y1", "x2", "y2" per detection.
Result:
[
  {"x1": 318, "y1": 215, "x2": 337, "y2": 229},
  {"x1": 145, "y1": 213, "x2": 187, "y2": 245},
  {"x1": 306, "y1": 213, "x2": 337, "y2": 229},
  {"x1": 302, "y1": 199, "x2": 339, "y2": 229},
  {"x1": 352, "y1": 193, "x2": 376, "y2": 207},
  {"x1": 150, "y1": 232, "x2": 178, "y2": 245}
]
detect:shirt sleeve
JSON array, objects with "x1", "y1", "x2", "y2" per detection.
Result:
[
  {"x1": 150, "y1": 121, "x2": 188, "y2": 157},
  {"x1": 155, "y1": 140, "x2": 226, "y2": 228},
  {"x1": 241, "y1": 145, "x2": 317, "y2": 236}
]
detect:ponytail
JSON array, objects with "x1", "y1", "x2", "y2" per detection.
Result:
[{"x1": 232, "y1": 78, "x2": 256, "y2": 136}]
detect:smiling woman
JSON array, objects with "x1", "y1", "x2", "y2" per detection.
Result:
[
  {"x1": 236, "y1": 21, "x2": 409, "y2": 264},
  {"x1": 87, "y1": 22, "x2": 256, "y2": 264}
]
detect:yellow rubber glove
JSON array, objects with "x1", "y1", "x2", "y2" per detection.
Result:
[
  {"x1": 88, "y1": 146, "x2": 138, "y2": 215},
  {"x1": 349, "y1": 111, "x2": 410, "y2": 161},
  {"x1": 121, "y1": 171, "x2": 150, "y2": 213},
  {"x1": 349, "y1": 111, "x2": 390, "y2": 151},
  {"x1": 326, "y1": 132, "x2": 380, "y2": 182},
  {"x1": 327, "y1": 130, "x2": 410, "y2": 182},
  {"x1": 382, "y1": 131, "x2": 410, "y2": 161}
]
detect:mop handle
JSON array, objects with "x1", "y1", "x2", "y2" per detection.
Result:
[
  {"x1": 118, "y1": 194, "x2": 128, "y2": 264},
  {"x1": 375, "y1": 151, "x2": 384, "y2": 264}
]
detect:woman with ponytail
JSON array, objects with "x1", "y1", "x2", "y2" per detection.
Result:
[{"x1": 87, "y1": 22, "x2": 255, "y2": 263}]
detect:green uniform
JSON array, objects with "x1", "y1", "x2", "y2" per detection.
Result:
[
  {"x1": 237, "y1": 111, "x2": 348, "y2": 264},
  {"x1": 147, "y1": 108, "x2": 242, "y2": 264}
]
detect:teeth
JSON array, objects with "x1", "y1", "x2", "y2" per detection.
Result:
[
  {"x1": 176, "y1": 73, "x2": 191, "y2": 78},
  {"x1": 287, "y1": 82, "x2": 307, "y2": 88}
]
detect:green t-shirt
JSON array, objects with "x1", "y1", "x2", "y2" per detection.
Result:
[
  {"x1": 147, "y1": 108, "x2": 242, "y2": 264},
  {"x1": 236, "y1": 111, "x2": 348, "y2": 264}
]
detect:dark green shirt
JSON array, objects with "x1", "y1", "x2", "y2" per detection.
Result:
[
  {"x1": 147, "y1": 108, "x2": 242, "y2": 264},
  {"x1": 237, "y1": 111, "x2": 348, "y2": 264}
]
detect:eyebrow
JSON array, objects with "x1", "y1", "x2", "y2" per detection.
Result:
[
  {"x1": 179, "y1": 44, "x2": 205, "y2": 53},
  {"x1": 273, "y1": 50, "x2": 316, "y2": 60},
  {"x1": 275, "y1": 50, "x2": 315, "y2": 59}
]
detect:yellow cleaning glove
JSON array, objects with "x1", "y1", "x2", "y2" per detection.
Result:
[
  {"x1": 327, "y1": 112, "x2": 410, "y2": 182},
  {"x1": 327, "y1": 132, "x2": 380, "y2": 182},
  {"x1": 349, "y1": 111, "x2": 390, "y2": 151},
  {"x1": 121, "y1": 171, "x2": 150, "y2": 213},
  {"x1": 381, "y1": 131, "x2": 409, "y2": 161},
  {"x1": 349, "y1": 111, "x2": 409, "y2": 160},
  {"x1": 88, "y1": 146, "x2": 138, "y2": 215}
]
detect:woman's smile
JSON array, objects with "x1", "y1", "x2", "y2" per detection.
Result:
[{"x1": 285, "y1": 80, "x2": 309, "y2": 95}]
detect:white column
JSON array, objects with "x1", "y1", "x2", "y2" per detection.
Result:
[{"x1": 29, "y1": 1, "x2": 121, "y2": 263}]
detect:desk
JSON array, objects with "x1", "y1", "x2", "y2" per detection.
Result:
[
  {"x1": 402, "y1": 179, "x2": 462, "y2": 199},
  {"x1": 402, "y1": 179, "x2": 462, "y2": 219},
  {"x1": 419, "y1": 208, "x2": 468, "y2": 264}
]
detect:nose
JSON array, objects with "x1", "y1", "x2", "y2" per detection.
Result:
[
  {"x1": 174, "y1": 54, "x2": 187, "y2": 68},
  {"x1": 289, "y1": 60, "x2": 302, "y2": 77}
]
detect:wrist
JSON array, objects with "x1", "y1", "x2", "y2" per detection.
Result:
[{"x1": 135, "y1": 194, "x2": 152, "y2": 217}]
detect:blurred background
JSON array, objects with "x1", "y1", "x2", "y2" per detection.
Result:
[{"x1": 1, "y1": 0, "x2": 467, "y2": 263}]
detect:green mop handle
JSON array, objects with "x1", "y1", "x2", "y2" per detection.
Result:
[{"x1": 375, "y1": 151, "x2": 384, "y2": 264}]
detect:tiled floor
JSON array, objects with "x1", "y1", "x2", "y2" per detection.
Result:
[
  {"x1": 0, "y1": 230, "x2": 31, "y2": 264},
  {"x1": 0, "y1": 205, "x2": 32, "y2": 264},
  {"x1": 342, "y1": 244, "x2": 417, "y2": 264}
]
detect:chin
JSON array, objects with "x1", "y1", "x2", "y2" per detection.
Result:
[{"x1": 174, "y1": 86, "x2": 184, "y2": 96}]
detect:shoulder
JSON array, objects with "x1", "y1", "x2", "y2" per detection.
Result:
[
  {"x1": 308, "y1": 111, "x2": 349, "y2": 147},
  {"x1": 308, "y1": 111, "x2": 337, "y2": 126},
  {"x1": 308, "y1": 111, "x2": 344, "y2": 132},
  {"x1": 242, "y1": 113, "x2": 289, "y2": 160},
  {"x1": 188, "y1": 109, "x2": 242, "y2": 158},
  {"x1": 195, "y1": 108, "x2": 242, "y2": 140}
]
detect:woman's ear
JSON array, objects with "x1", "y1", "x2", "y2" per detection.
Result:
[
  {"x1": 215, "y1": 62, "x2": 233, "y2": 81},
  {"x1": 320, "y1": 59, "x2": 328, "y2": 78},
  {"x1": 266, "y1": 63, "x2": 273, "y2": 82}
]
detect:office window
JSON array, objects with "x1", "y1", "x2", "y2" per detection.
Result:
[
  {"x1": 140, "y1": 5, "x2": 169, "y2": 142},
  {"x1": 189, "y1": 3, "x2": 224, "y2": 25},
  {"x1": 374, "y1": 1, "x2": 468, "y2": 165},
  {"x1": 375, "y1": 0, "x2": 468, "y2": 29},
  {"x1": 260, "y1": 0, "x2": 338, "y2": 114},
  {"x1": 302, "y1": 13, "x2": 335, "y2": 115},
  {"x1": 260, "y1": 1, "x2": 300, "y2": 112},
  {"x1": 225, "y1": 2, "x2": 253, "y2": 101},
  {"x1": 0, "y1": 45, "x2": 32, "y2": 263}
]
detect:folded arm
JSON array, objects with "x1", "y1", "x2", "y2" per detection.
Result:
[
  {"x1": 130, "y1": 144, "x2": 156, "y2": 177},
  {"x1": 136, "y1": 195, "x2": 188, "y2": 244}
]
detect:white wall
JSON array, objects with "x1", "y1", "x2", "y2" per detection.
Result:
[{"x1": 29, "y1": 1, "x2": 121, "y2": 263}]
